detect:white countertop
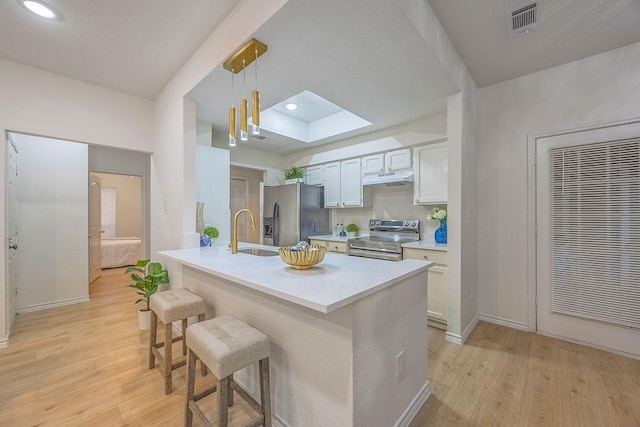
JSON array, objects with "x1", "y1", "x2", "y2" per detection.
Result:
[
  {"x1": 159, "y1": 243, "x2": 431, "y2": 314},
  {"x1": 401, "y1": 241, "x2": 448, "y2": 251},
  {"x1": 308, "y1": 234, "x2": 367, "y2": 242}
]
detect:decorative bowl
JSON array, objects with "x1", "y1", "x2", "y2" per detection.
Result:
[{"x1": 278, "y1": 245, "x2": 326, "y2": 270}]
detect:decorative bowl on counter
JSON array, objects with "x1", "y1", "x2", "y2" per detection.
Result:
[{"x1": 279, "y1": 245, "x2": 326, "y2": 270}]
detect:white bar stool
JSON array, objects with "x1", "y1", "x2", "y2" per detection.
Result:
[
  {"x1": 149, "y1": 288, "x2": 206, "y2": 394},
  {"x1": 185, "y1": 315, "x2": 272, "y2": 427}
]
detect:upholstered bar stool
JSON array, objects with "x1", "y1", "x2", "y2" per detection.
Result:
[
  {"x1": 185, "y1": 315, "x2": 272, "y2": 427},
  {"x1": 149, "y1": 288, "x2": 206, "y2": 394}
]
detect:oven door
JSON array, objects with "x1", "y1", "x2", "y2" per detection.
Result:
[{"x1": 347, "y1": 248, "x2": 402, "y2": 261}]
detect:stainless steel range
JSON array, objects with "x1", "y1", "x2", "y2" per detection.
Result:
[{"x1": 347, "y1": 219, "x2": 420, "y2": 261}]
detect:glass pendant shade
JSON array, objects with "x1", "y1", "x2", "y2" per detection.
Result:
[
  {"x1": 240, "y1": 98, "x2": 248, "y2": 141},
  {"x1": 251, "y1": 90, "x2": 260, "y2": 135},
  {"x1": 228, "y1": 106, "x2": 236, "y2": 147}
]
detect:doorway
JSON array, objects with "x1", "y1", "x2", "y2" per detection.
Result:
[
  {"x1": 534, "y1": 121, "x2": 640, "y2": 356},
  {"x1": 230, "y1": 166, "x2": 264, "y2": 244}
]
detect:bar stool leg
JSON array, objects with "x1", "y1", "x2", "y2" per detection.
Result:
[
  {"x1": 185, "y1": 349, "x2": 196, "y2": 427},
  {"x1": 228, "y1": 374, "x2": 234, "y2": 406},
  {"x1": 218, "y1": 376, "x2": 230, "y2": 426},
  {"x1": 260, "y1": 358, "x2": 272, "y2": 427},
  {"x1": 164, "y1": 321, "x2": 173, "y2": 395},
  {"x1": 198, "y1": 313, "x2": 207, "y2": 377},
  {"x1": 181, "y1": 318, "x2": 188, "y2": 355},
  {"x1": 148, "y1": 310, "x2": 157, "y2": 369}
]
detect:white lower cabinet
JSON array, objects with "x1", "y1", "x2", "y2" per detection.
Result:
[
  {"x1": 403, "y1": 247, "x2": 448, "y2": 329},
  {"x1": 309, "y1": 239, "x2": 347, "y2": 254}
]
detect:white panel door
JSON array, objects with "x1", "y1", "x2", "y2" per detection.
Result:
[
  {"x1": 341, "y1": 158, "x2": 362, "y2": 207},
  {"x1": 361, "y1": 153, "x2": 384, "y2": 175},
  {"x1": 6, "y1": 136, "x2": 18, "y2": 333},
  {"x1": 413, "y1": 142, "x2": 448, "y2": 205},
  {"x1": 385, "y1": 148, "x2": 412, "y2": 171},
  {"x1": 89, "y1": 173, "x2": 102, "y2": 284},
  {"x1": 304, "y1": 165, "x2": 324, "y2": 185},
  {"x1": 230, "y1": 178, "x2": 249, "y2": 243},
  {"x1": 324, "y1": 162, "x2": 341, "y2": 208},
  {"x1": 536, "y1": 122, "x2": 640, "y2": 356}
]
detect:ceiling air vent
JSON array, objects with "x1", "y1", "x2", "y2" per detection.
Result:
[{"x1": 510, "y1": 2, "x2": 538, "y2": 34}]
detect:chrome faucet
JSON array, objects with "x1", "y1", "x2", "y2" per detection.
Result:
[{"x1": 230, "y1": 209, "x2": 256, "y2": 254}]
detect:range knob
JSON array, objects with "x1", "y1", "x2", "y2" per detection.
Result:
[
  {"x1": 411, "y1": 221, "x2": 417, "y2": 228},
  {"x1": 403, "y1": 221, "x2": 410, "y2": 227}
]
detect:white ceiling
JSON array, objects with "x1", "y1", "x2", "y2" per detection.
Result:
[
  {"x1": 186, "y1": 0, "x2": 460, "y2": 154},
  {"x1": 2, "y1": 0, "x2": 639, "y2": 154},
  {"x1": 429, "y1": 0, "x2": 640, "y2": 88},
  {"x1": 0, "y1": 0, "x2": 240, "y2": 99}
]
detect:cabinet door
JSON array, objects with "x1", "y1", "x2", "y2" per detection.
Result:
[
  {"x1": 427, "y1": 266, "x2": 448, "y2": 323},
  {"x1": 324, "y1": 162, "x2": 341, "y2": 208},
  {"x1": 413, "y1": 142, "x2": 448, "y2": 205},
  {"x1": 305, "y1": 165, "x2": 324, "y2": 185},
  {"x1": 385, "y1": 148, "x2": 412, "y2": 171},
  {"x1": 341, "y1": 158, "x2": 363, "y2": 207},
  {"x1": 361, "y1": 153, "x2": 384, "y2": 175}
]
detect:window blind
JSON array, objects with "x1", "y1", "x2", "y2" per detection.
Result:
[{"x1": 549, "y1": 138, "x2": 640, "y2": 329}]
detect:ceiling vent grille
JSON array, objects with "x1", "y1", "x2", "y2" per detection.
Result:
[{"x1": 510, "y1": 2, "x2": 538, "y2": 34}]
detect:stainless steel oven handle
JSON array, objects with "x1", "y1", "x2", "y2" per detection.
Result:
[
  {"x1": 347, "y1": 248, "x2": 402, "y2": 261},
  {"x1": 347, "y1": 243, "x2": 400, "y2": 253}
]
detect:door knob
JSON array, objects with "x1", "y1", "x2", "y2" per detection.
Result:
[{"x1": 9, "y1": 244, "x2": 17, "y2": 250}]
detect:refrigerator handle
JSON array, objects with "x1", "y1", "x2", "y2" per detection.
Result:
[{"x1": 273, "y1": 202, "x2": 280, "y2": 247}]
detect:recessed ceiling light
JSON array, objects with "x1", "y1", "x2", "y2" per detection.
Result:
[
  {"x1": 21, "y1": 0, "x2": 57, "y2": 19},
  {"x1": 285, "y1": 103, "x2": 299, "y2": 111}
]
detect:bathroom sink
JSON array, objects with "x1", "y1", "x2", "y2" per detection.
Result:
[{"x1": 237, "y1": 248, "x2": 280, "y2": 257}]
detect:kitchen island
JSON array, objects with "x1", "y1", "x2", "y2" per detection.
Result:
[{"x1": 159, "y1": 243, "x2": 432, "y2": 427}]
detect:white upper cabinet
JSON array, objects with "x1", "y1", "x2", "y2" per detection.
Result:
[
  {"x1": 413, "y1": 142, "x2": 448, "y2": 205},
  {"x1": 361, "y1": 153, "x2": 384, "y2": 175},
  {"x1": 305, "y1": 164, "x2": 324, "y2": 185},
  {"x1": 362, "y1": 148, "x2": 412, "y2": 176},
  {"x1": 324, "y1": 162, "x2": 341, "y2": 208},
  {"x1": 324, "y1": 158, "x2": 372, "y2": 208},
  {"x1": 384, "y1": 148, "x2": 412, "y2": 171}
]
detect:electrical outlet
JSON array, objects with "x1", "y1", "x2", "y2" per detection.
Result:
[{"x1": 396, "y1": 351, "x2": 405, "y2": 379}]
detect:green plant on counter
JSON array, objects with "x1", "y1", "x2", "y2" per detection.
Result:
[
  {"x1": 282, "y1": 165, "x2": 305, "y2": 180},
  {"x1": 346, "y1": 223, "x2": 359, "y2": 233},
  {"x1": 204, "y1": 226, "x2": 219, "y2": 239},
  {"x1": 126, "y1": 259, "x2": 169, "y2": 311}
]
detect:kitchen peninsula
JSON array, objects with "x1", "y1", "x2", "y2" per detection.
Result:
[{"x1": 159, "y1": 243, "x2": 432, "y2": 427}]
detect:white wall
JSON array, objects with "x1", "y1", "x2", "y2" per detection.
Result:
[
  {"x1": 95, "y1": 173, "x2": 142, "y2": 238},
  {"x1": 0, "y1": 58, "x2": 153, "y2": 341},
  {"x1": 196, "y1": 145, "x2": 231, "y2": 242},
  {"x1": 477, "y1": 41, "x2": 640, "y2": 330},
  {"x1": 13, "y1": 134, "x2": 89, "y2": 311},
  {"x1": 212, "y1": 137, "x2": 285, "y2": 186}
]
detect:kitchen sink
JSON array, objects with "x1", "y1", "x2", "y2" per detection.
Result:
[{"x1": 237, "y1": 248, "x2": 280, "y2": 257}]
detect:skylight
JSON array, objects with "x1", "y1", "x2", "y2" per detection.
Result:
[{"x1": 256, "y1": 90, "x2": 371, "y2": 143}]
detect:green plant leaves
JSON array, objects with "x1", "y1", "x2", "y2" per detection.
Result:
[{"x1": 125, "y1": 260, "x2": 169, "y2": 311}]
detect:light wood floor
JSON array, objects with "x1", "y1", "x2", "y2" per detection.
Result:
[{"x1": 1, "y1": 268, "x2": 639, "y2": 426}]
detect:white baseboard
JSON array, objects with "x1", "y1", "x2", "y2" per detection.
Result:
[
  {"x1": 0, "y1": 336, "x2": 8, "y2": 349},
  {"x1": 444, "y1": 314, "x2": 479, "y2": 345},
  {"x1": 478, "y1": 313, "x2": 531, "y2": 332},
  {"x1": 18, "y1": 295, "x2": 89, "y2": 314},
  {"x1": 395, "y1": 381, "x2": 431, "y2": 427}
]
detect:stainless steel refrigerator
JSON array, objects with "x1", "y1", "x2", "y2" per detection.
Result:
[{"x1": 263, "y1": 183, "x2": 330, "y2": 247}]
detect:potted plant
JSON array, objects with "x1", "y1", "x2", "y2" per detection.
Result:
[
  {"x1": 201, "y1": 226, "x2": 219, "y2": 246},
  {"x1": 126, "y1": 259, "x2": 170, "y2": 330},
  {"x1": 346, "y1": 223, "x2": 359, "y2": 237},
  {"x1": 282, "y1": 165, "x2": 305, "y2": 184},
  {"x1": 427, "y1": 207, "x2": 447, "y2": 244}
]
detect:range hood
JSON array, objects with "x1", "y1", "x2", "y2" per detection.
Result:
[{"x1": 361, "y1": 170, "x2": 414, "y2": 186}]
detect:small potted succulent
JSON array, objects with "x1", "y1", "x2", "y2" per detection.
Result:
[
  {"x1": 126, "y1": 259, "x2": 170, "y2": 330},
  {"x1": 282, "y1": 165, "x2": 305, "y2": 184},
  {"x1": 346, "y1": 223, "x2": 359, "y2": 237},
  {"x1": 200, "y1": 226, "x2": 219, "y2": 246}
]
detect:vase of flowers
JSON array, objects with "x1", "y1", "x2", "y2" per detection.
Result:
[{"x1": 427, "y1": 208, "x2": 447, "y2": 244}]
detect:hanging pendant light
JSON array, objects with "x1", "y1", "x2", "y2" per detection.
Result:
[
  {"x1": 223, "y1": 38, "x2": 268, "y2": 143},
  {"x1": 240, "y1": 59, "x2": 248, "y2": 142},
  {"x1": 228, "y1": 69, "x2": 236, "y2": 147},
  {"x1": 251, "y1": 46, "x2": 261, "y2": 136}
]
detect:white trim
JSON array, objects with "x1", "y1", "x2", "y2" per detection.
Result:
[
  {"x1": 394, "y1": 381, "x2": 431, "y2": 427},
  {"x1": 527, "y1": 116, "x2": 640, "y2": 334},
  {"x1": 478, "y1": 314, "x2": 531, "y2": 332},
  {"x1": 17, "y1": 296, "x2": 89, "y2": 313},
  {"x1": 0, "y1": 336, "x2": 8, "y2": 349},
  {"x1": 444, "y1": 332, "x2": 461, "y2": 345},
  {"x1": 537, "y1": 330, "x2": 640, "y2": 361}
]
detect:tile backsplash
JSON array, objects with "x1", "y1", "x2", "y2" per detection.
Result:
[{"x1": 329, "y1": 184, "x2": 446, "y2": 242}]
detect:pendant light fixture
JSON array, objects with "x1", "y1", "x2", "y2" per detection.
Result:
[
  {"x1": 228, "y1": 68, "x2": 236, "y2": 147},
  {"x1": 224, "y1": 39, "x2": 268, "y2": 143}
]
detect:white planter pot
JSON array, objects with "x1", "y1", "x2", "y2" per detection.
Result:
[
  {"x1": 347, "y1": 231, "x2": 357, "y2": 238},
  {"x1": 284, "y1": 178, "x2": 304, "y2": 185},
  {"x1": 138, "y1": 308, "x2": 151, "y2": 330}
]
